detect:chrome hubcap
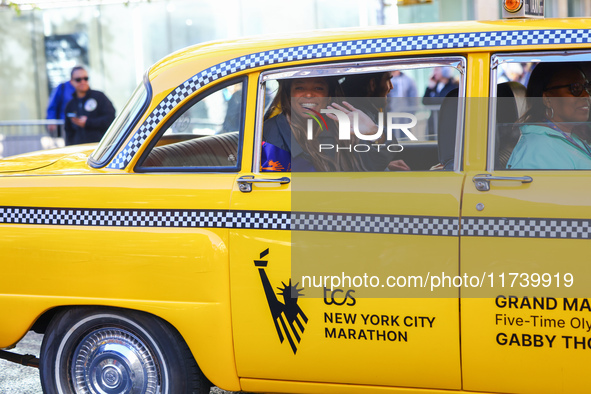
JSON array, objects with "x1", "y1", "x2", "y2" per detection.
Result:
[
  {"x1": 71, "y1": 328, "x2": 159, "y2": 394},
  {"x1": 102, "y1": 365, "x2": 121, "y2": 388}
]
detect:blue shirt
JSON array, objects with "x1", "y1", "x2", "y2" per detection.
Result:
[
  {"x1": 507, "y1": 124, "x2": 591, "y2": 170},
  {"x1": 46, "y1": 81, "x2": 75, "y2": 121}
]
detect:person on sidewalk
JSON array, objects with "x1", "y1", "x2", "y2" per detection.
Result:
[
  {"x1": 46, "y1": 79, "x2": 75, "y2": 138},
  {"x1": 64, "y1": 66, "x2": 116, "y2": 146}
]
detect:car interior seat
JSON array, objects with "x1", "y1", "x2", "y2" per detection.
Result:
[
  {"x1": 142, "y1": 131, "x2": 239, "y2": 168},
  {"x1": 495, "y1": 81, "x2": 527, "y2": 169}
]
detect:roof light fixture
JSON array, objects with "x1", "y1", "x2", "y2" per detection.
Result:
[{"x1": 503, "y1": 0, "x2": 523, "y2": 13}]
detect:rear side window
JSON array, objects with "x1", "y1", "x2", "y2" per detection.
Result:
[
  {"x1": 137, "y1": 79, "x2": 245, "y2": 171},
  {"x1": 491, "y1": 53, "x2": 591, "y2": 170}
]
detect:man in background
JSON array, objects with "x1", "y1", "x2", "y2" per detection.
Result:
[
  {"x1": 46, "y1": 78, "x2": 75, "y2": 138},
  {"x1": 387, "y1": 70, "x2": 419, "y2": 141},
  {"x1": 64, "y1": 66, "x2": 116, "y2": 146},
  {"x1": 387, "y1": 70, "x2": 418, "y2": 112},
  {"x1": 422, "y1": 67, "x2": 458, "y2": 139}
]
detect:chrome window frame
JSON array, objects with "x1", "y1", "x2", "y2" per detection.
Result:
[
  {"x1": 254, "y1": 56, "x2": 467, "y2": 174},
  {"x1": 488, "y1": 50, "x2": 591, "y2": 171}
]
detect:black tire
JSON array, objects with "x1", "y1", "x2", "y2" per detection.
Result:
[{"x1": 39, "y1": 307, "x2": 211, "y2": 394}]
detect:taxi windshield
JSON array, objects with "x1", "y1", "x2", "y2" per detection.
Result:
[{"x1": 89, "y1": 79, "x2": 151, "y2": 167}]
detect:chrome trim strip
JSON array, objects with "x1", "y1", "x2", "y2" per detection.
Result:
[
  {"x1": 253, "y1": 78, "x2": 268, "y2": 174},
  {"x1": 488, "y1": 56, "x2": 500, "y2": 171},
  {"x1": 261, "y1": 57, "x2": 466, "y2": 81},
  {"x1": 454, "y1": 66, "x2": 467, "y2": 173}
]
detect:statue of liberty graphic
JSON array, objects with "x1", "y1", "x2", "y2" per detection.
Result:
[{"x1": 255, "y1": 248, "x2": 308, "y2": 354}]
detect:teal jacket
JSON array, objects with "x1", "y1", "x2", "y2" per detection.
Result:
[{"x1": 507, "y1": 124, "x2": 591, "y2": 170}]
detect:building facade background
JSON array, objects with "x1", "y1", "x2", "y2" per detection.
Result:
[{"x1": 0, "y1": 0, "x2": 589, "y2": 124}]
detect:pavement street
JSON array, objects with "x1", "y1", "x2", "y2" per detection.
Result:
[
  {"x1": 0, "y1": 331, "x2": 240, "y2": 394},
  {"x1": 0, "y1": 331, "x2": 42, "y2": 394}
]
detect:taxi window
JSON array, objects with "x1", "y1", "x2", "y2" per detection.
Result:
[
  {"x1": 492, "y1": 55, "x2": 591, "y2": 170},
  {"x1": 89, "y1": 79, "x2": 150, "y2": 168},
  {"x1": 137, "y1": 79, "x2": 245, "y2": 171},
  {"x1": 258, "y1": 62, "x2": 464, "y2": 173}
]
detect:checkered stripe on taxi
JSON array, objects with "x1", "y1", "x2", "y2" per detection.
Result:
[
  {"x1": 6, "y1": 207, "x2": 590, "y2": 239},
  {"x1": 461, "y1": 217, "x2": 591, "y2": 239},
  {"x1": 0, "y1": 207, "x2": 289, "y2": 230},
  {"x1": 292, "y1": 212, "x2": 458, "y2": 236},
  {"x1": 0, "y1": 207, "x2": 457, "y2": 235},
  {"x1": 108, "y1": 28, "x2": 591, "y2": 170}
]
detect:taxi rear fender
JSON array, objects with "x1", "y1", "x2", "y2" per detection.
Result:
[{"x1": 6, "y1": 302, "x2": 240, "y2": 390}]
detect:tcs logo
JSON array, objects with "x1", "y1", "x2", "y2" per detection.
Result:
[{"x1": 324, "y1": 287, "x2": 356, "y2": 306}]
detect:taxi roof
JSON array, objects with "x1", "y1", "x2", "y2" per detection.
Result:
[{"x1": 148, "y1": 17, "x2": 591, "y2": 82}]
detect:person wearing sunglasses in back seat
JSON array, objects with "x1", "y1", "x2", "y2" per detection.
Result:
[
  {"x1": 507, "y1": 62, "x2": 591, "y2": 169},
  {"x1": 63, "y1": 66, "x2": 116, "y2": 146}
]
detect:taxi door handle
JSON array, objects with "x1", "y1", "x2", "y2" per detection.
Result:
[
  {"x1": 237, "y1": 175, "x2": 290, "y2": 193},
  {"x1": 473, "y1": 174, "x2": 533, "y2": 192}
]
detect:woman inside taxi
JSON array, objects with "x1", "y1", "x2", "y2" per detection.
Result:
[
  {"x1": 340, "y1": 71, "x2": 410, "y2": 171},
  {"x1": 507, "y1": 62, "x2": 591, "y2": 169},
  {"x1": 261, "y1": 76, "x2": 394, "y2": 172}
]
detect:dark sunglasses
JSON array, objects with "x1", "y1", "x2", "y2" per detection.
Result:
[
  {"x1": 544, "y1": 81, "x2": 591, "y2": 97},
  {"x1": 73, "y1": 77, "x2": 89, "y2": 83}
]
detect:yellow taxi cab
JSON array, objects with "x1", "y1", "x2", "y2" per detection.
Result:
[{"x1": 2, "y1": 1, "x2": 591, "y2": 392}]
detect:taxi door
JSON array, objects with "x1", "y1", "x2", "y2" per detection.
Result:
[
  {"x1": 460, "y1": 52, "x2": 591, "y2": 394},
  {"x1": 229, "y1": 65, "x2": 463, "y2": 391}
]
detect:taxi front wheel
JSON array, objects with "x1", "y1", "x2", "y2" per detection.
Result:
[{"x1": 39, "y1": 307, "x2": 211, "y2": 394}]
